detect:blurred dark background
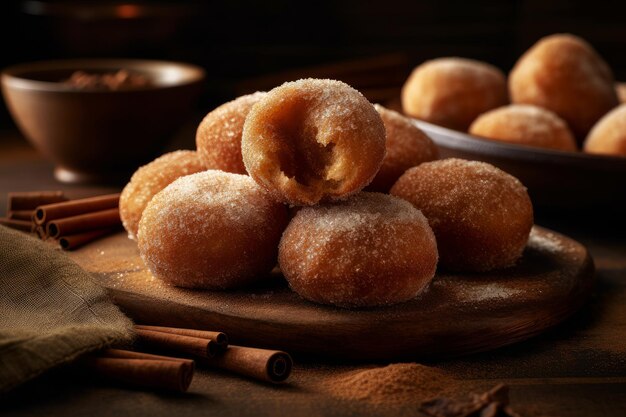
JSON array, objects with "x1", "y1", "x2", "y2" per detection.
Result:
[{"x1": 1, "y1": 0, "x2": 626, "y2": 131}]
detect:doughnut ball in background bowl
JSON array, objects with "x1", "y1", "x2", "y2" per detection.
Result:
[
  {"x1": 278, "y1": 192, "x2": 438, "y2": 308},
  {"x1": 241, "y1": 78, "x2": 386, "y2": 206},
  {"x1": 469, "y1": 104, "x2": 577, "y2": 152},
  {"x1": 120, "y1": 150, "x2": 207, "y2": 240},
  {"x1": 367, "y1": 104, "x2": 439, "y2": 192},
  {"x1": 509, "y1": 33, "x2": 619, "y2": 141},
  {"x1": 391, "y1": 159, "x2": 533, "y2": 272},
  {"x1": 616, "y1": 83, "x2": 626, "y2": 104},
  {"x1": 138, "y1": 170, "x2": 289, "y2": 289},
  {"x1": 584, "y1": 104, "x2": 626, "y2": 157},
  {"x1": 401, "y1": 57, "x2": 508, "y2": 132},
  {"x1": 196, "y1": 92, "x2": 266, "y2": 174}
]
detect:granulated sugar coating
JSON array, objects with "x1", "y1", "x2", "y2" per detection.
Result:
[
  {"x1": 326, "y1": 363, "x2": 459, "y2": 406},
  {"x1": 120, "y1": 150, "x2": 207, "y2": 240},
  {"x1": 138, "y1": 170, "x2": 289, "y2": 289},
  {"x1": 509, "y1": 33, "x2": 618, "y2": 140},
  {"x1": 401, "y1": 57, "x2": 507, "y2": 131},
  {"x1": 278, "y1": 192, "x2": 438, "y2": 307},
  {"x1": 469, "y1": 104, "x2": 578, "y2": 152},
  {"x1": 367, "y1": 104, "x2": 438, "y2": 192},
  {"x1": 391, "y1": 159, "x2": 533, "y2": 272},
  {"x1": 242, "y1": 78, "x2": 386, "y2": 206},
  {"x1": 196, "y1": 92, "x2": 266, "y2": 174}
]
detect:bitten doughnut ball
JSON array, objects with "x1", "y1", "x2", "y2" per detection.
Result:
[
  {"x1": 120, "y1": 150, "x2": 206, "y2": 240},
  {"x1": 469, "y1": 105, "x2": 577, "y2": 151},
  {"x1": 401, "y1": 58, "x2": 508, "y2": 131},
  {"x1": 391, "y1": 159, "x2": 533, "y2": 272},
  {"x1": 367, "y1": 104, "x2": 438, "y2": 192},
  {"x1": 278, "y1": 193, "x2": 438, "y2": 308},
  {"x1": 242, "y1": 78, "x2": 386, "y2": 206},
  {"x1": 584, "y1": 104, "x2": 626, "y2": 157},
  {"x1": 196, "y1": 92, "x2": 266, "y2": 174},
  {"x1": 138, "y1": 171, "x2": 289, "y2": 289},
  {"x1": 509, "y1": 34, "x2": 618, "y2": 140}
]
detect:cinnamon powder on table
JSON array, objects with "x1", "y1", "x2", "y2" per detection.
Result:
[{"x1": 324, "y1": 363, "x2": 462, "y2": 406}]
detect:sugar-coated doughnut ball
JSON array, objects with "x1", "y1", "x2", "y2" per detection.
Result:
[
  {"x1": 138, "y1": 170, "x2": 289, "y2": 289},
  {"x1": 279, "y1": 193, "x2": 438, "y2": 308},
  {"x1": 367, "y1": 104, "x2": 439, "y2": 192},
  {"x1": 242, "y1": 78, "x2": 386, "y2": 206},
  {"x1": 120, "y1": 151, "x2": 206, "y2": 240},
  {"x1": 196, "y1": 92, "x2": 266, "y2": 174},
  {"x1": 391, "y1": 159, "x2": 533, "y2": 272},
  {"x1": 509, "y1": 34, "x2": 618, "y2": 140},
  {"x1": 584, "y1": 104, "x2": 626, "y2": 157},
  {"x1": 401, "y1": 58, "x2": 508, "y2": 131},
  {"x1": 469, "y1": 105, "x2": 577, "y2": 152}
]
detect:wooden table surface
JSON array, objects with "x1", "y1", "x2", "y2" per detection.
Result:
[{"x1": 1, "y1": 132, "x2": 625, "y2": 417}]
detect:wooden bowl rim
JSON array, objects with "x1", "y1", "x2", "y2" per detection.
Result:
[
  {"x1": 413, "y1": 118, "x2": 626, "y2": 170},
  {"x1": 1, "y1": 58, "x2": 206, "y2": 93}
]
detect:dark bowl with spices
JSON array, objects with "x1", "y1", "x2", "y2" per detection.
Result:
[{"x1": 1, "y1": 59, "x2": 205, "y2": 183}]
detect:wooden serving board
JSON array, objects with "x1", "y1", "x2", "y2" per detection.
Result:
[{"x1": 69, "y1": 226, "x2": 594, "y2": 360}]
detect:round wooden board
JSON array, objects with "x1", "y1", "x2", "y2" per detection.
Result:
[{"x1": 69, "y1": 226, "x2": 594, "y2": 360}]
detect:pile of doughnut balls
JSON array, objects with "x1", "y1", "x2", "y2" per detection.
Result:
[
  {"x1": 402, "y1": 33, "x2": 626, "y2": 157},
  {"x1": 120, "y1": 78, "x2": 533, "y2": 308}
]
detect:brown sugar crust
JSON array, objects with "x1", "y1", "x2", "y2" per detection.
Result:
[
  {"x1": 401, "y1": 58, "x2": 508, "y2": 132},
  {"x1": 120, "y1": 150, "x2": 206, "y2": 240},
  {"x1": 278, "y1": 192, "x2": 438, "y2": 308},
  {"x1": 138, "y1": 170, "x2": 289, "y2": 289},
  {"x1": 469, "y1": 104, "x2": 577, "y2": 152},
  {"x1": 584, "y1": 104, "x2": 626, "y2": 157},
  {"x1": 196, "y1": 92, "x2": 266, "y2": 174},
  {"x1": 241, "y1": 79, "x2": 386, "y2": 206},
  {"x1": 390, "y1": 159, "x2": 533, "y2": 272},
  {"x1": 509, "y1": 33, "x2": 618, "y2": 141},
  {"x1": 367, "y1": 104, "x2": 439, "y2": 192}
]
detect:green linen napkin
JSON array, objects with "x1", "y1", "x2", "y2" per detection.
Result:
[{"x1": 0, "y1": 225, "x2": 133, "y2": 393}]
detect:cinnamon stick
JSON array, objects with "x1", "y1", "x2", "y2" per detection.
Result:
[
  {"x1": 58, "y1": 228, "x2": 115, "y2": 250},
  {"x1": 135, "y1": 328, "x2": 218, "y2": 358},
  {"x1": 198, "y1": 345, "x2": 292, "y2": 383},
  {"x1": 7, "y1": 210, "x2": 34, "y2": 221},
  {"x1": 35, "y1": 193, "x2": 120, "y2": 225},
  {"x1": 82, "y1": 356, "x2": 194, "y2": 392},
  {"x1": 8, "y1": 191, "x2": 66, "y2": 212},
  {"x1": 0, "y1": 218, "x2": 34, "y2": 233},
  {"x1": 102, "y1": 349, "x2": 195, "y2": 365},
  {"x1": 135, "y1": 325, "x2": 228, "y2": 350},
  {"x1": 46, "y1": 208, "x2": 120, "y2": 238}
]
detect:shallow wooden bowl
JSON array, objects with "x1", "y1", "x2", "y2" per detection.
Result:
[
  {"x1": 1, "y1": 59, "x2": 205, "y2": 184},
  {"x1": 413, "y1": 120, "x2": 626, "y2": 210}
]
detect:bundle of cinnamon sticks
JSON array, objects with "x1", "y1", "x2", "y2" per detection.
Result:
[
  {"x1": 2, "y1": 191, "x2": 122, "y2": 250},
  {"x1": 86, "y1": 324, "x2": 293, "y2": 392}
]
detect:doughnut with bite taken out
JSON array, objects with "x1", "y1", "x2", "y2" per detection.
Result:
[{"x1": 242, "y1": 79, "x2": 386, "y2": 206}]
